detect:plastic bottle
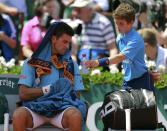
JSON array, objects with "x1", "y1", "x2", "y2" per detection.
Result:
[
  {"x1": 81, "y1": 54, "x2": 89, "y2": 74},
  {"x1": 4, "y1": 113, "x2": 9, "y2": 131}
]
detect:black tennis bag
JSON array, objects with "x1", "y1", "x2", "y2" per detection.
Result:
[{"x1": 100, "y1": 88, "x2": 166, "y2": 131}]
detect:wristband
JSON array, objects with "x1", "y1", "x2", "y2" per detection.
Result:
[
  {"x1": 42, "y1": 85, "x2": 51, "y2": 95},
  {"x1": 98, "y1": 57, "x2": 110, "y2": 66}
]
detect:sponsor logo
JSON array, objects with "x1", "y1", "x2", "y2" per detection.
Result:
[
  {"x1": 19, "y1": 75, "x2": 27, "y2": 79},
  {"x1": 0, "y1": 79, "x2": 15, "y2": 88}
]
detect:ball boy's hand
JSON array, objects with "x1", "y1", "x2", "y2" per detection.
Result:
[
  {"x1": 150, "y1": 71, "x2": 161, "y2": 82},
  {"x1": 84, "y1": 60, "x2": 99, "y2": 68}
]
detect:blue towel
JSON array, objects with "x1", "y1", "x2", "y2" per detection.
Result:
[
  {"x1": 23, "y1": 78, "x2": 87, "y2": 117},
  {"x1": 23, "y1": 78, "x2": 87, "y2": 130}
]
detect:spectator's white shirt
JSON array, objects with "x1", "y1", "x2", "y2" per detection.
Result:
[
  {"x1": 156, "y1": 46, "x2": 167, "y2": 72},
  {"x1": 145, "y1": 45, "x2": 167, "y2": 73}
]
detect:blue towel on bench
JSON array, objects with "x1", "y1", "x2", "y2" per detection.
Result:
[{"x1": 23, "y1": 78, "x2": 87, "y2": 120}]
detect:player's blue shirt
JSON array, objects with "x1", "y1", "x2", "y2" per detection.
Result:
[
  {"x1": 18, "y1": 43, "x2": 84, "y2": 91},
  {"x1": 116, "y1": 28, "x2": 147, "y2": 81}
]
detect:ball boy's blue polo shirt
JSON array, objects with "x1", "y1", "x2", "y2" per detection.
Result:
[{"x1": 117, "y1": 28, "x2": 147, "y2": 81}]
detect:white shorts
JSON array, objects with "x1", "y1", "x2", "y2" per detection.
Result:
[{"x1": 21, "y1": 107, "x2": 73, "y2": 130}]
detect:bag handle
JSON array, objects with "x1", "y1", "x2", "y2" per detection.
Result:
[{"x1": 157, "y1": 122, "x2": 167, "y2": 131}]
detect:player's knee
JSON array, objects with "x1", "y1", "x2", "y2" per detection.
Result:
[
  {"x1": 64, "y1": 108, "x2": 82, "y2": 124},
  {"x1": 70, "y1": 109, "x2": 82, "y2": 121},
  {"x1": 13, "y1": 108, "x2": 29, "y2": 123}
]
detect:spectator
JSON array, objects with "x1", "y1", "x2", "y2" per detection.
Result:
[
  {"x1": 138, "y1": 28, "x2": 167, "y2": 73},
  {"x1": 161, "y1": 28, "x2": 167, "y2": 48},
  {"x1": 21, "y1": 0, "x2": 61, "y2": 59},
  {"x1": 84, "y1": 3, "x2": 154, "y2": 91},
  {"x1": 135, "y1": 2, "x2": 151, "y2": 29},
  {"x1": 70, "y1": 0, "x2": 118, "y2": 72},
  {"x1": 92, "y1": 0, "x2": 109, "y2": 12},
  {"x1": 63, "y1": 0, "x2": 109, "y2": 19},
  {"x1": 12, "y1": 22, "x2": 87, "y2": 131},
  {"x1": 0, "y1": 13, "x2": 16, "y2": 61},
  {"x1": 0, "y1": 0, "x2": 27, "y2": 17},
  {"x1": 0, "y1": 1, "x2": 26, "y2": 49},
  {"x1": 43, "y1": 0, "x2": 60, "y2": 20},
  {"x1": 0, "y1": 3, "x2": 18, "y2": 16},
  {"x1": 20, "y1": 0, "x2": 49, "y2": 58},
  {"x1": 61, "y1": 0, "x2": 75, "y2": 19}
]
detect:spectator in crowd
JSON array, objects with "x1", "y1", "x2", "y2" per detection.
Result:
[
  {"x1": 138, "y1": 28, "x2": 167, "y2": 73},
  {"x1": 0, "y1": 0, "x2": 27, "y2": 17},
  {"x1": 43, "y1": 0, "x2": 60, "y2": 20},
  {"x1": 161, "y1": 28, "x2": 167, "y2": 48},
  {"x1": 21, "y1": 0, "x2": 61, "y2": 59},
  {"x1": 20, "y1": 0, "x2": 49, "y2": 58},
  {"x1": 0, "y1": 3, "x2": 18, "y2": 16},
  {"x1": 135, "y1": 2, "x2": 151, "y2": 29},
  {"x1": 13, "y1": 22, "x2": 87, "y2": 131},
  {"x1": 0, "y1": 13, "x2": 16, "y2": 61},
  {"x1": 70, "y1": 0, "x2": 118, "y2": 72},
  {"x1": 0, "y1": 0, "x2": 26, "y2": 43},
  {"x1": 61, "y1": 0, "x2": 75, "y2": 19},
  {"x1": 84, "y1": 3, "x2": 154, "y2": 91},
  {"x1": 92, "y1": 0, "x2": 109, "y2": 12},
  {"x1": 62, "y1": 0, "x2": 109, "y2": 19}
]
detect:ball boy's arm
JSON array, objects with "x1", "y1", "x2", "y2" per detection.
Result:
[{"x1": 85, "y1": 53, "x2": 125, "y2": 68}]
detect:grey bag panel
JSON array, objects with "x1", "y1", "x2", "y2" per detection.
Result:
[
  {"x1": 107, "y1": 89, "x2": 155, "y2": 110},
  {"x1": 130, "y1": 89, "x2": 146, "y2": 108},
  {"x1": 142, "y1": 89, "x2": 156, "y2": 107},
  {"x1": 108, "y1": 90, "x2": 134, "y2": 109}
]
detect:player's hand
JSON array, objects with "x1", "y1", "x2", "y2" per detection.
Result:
[
  {"x1": 42, "y1": 85, "x2": 51, "y2": 95},
  {"x1": 84, "y1": 60, "x2": 99, "y2": 68}
]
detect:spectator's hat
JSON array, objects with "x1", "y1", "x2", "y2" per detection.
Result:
[{"x1": 70, "y1": 0, "x2": 91, "y2": 8}]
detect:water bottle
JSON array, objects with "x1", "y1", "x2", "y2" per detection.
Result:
[
  {"x1": 4, "y1": 113, "x2": 9, "y2": 131},
  {"x1": 81, "y1": 54, "x2": 89, "y2": 74}
]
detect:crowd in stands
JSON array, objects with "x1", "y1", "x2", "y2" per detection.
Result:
[{"x1": 0, "y1": 0, "x2": 167, "y2": 74}]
